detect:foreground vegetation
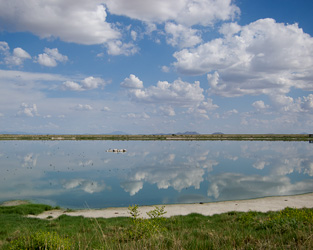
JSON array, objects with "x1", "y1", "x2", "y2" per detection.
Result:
[
  {"x1": 1, "y1": 203, "x2": 313, "y2": 249},
  {"x1": 0, "y1": 133, "x2": 312, "y2": 141}
]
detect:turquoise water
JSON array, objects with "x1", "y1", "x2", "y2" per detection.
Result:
[{"x1": 0, "y1": 140, "x2": 312, "y2": 209}]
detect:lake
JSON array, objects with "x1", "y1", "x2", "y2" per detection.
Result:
[{"x1": 1, "y1": 140, "x2": 312, "y2": 209}]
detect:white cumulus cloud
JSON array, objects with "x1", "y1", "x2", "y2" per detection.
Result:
[
  {"x1": 198, "y1": 98, "x2": 219, "y2": 112},
  {"x1": 123, "y1": 112, "x2": 150, "y2": 119},
  {"x1": 269, "y1": 94, "x2": 301, "y2": 113},
  {"x1": 120, "y1": 74, "x2": 143, "y2": 89},
  {"x1": 0, "y1": 41, "x2": 31, "y2": 66},
  {"x1": 252, "y1": 100, "x2": 270, "y2": 110},
  {"x1": 160, "y1": 106, "x2": 176, "y2": 116},
  {"x1": 62, "y1": 81, "x2": 83, "y2": 91},
  {"x1": 37, "y1": 48, "x2": 68, "y2": 67},
  {"x1": 106, "y1": 40, "x2": 139, "y2": 56},
  {"x1": 72, "y1": 104, "x2": 93, "y2": 111},
  {"x1": 0, "y1": 41, "x2": 9, "y2": 52},
  {"x1": 127, "y1": 79, "x2": 204, "y2": 106},
  {"x1": 17, "y1": 103, "x2": 39, "y2": 117},
  {"x1": 174, "y1": 18, "x2": 313, "y2": 97},
  {"x1": 62, "y1": 76, "x2": 107, "y2": 91},
  {"x1": 104, "y1": 0, "x2": 239, "y2": 26},
  {"x1": 165, "y1": 22, "x2": 202, "y2": 48},
  {"x1": 0, "y1": 1, "x2": 120, "y2": 45},
  {"x1": 301, "y1": 94, "x2": 313, "y2": 111},
  {"x1": 12, "y1": 47, "x2": 31, "y2": 61},
  {"x1": 187, "y1": 98, "x2": 219, "y2": 120},
  {"x1": 81, "y1": 76, "x2": 107, "y2": 89}
]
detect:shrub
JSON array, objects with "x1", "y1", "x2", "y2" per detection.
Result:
[
  {"x1": 8, "y1": 231, "x2": 72, "y2": 250},
  {"x1": 127, "y1": 205, "x2": 167, "y2": 240}
]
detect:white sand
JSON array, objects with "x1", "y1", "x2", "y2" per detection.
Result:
[{"x1": 27, "y1": 193, "x2": 313, "y2": 220}]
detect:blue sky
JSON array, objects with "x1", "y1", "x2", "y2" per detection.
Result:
[{"x1": 0, "y1": 0, "x2": 313, "y2": 134}]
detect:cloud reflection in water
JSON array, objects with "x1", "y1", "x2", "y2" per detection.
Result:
[{"x1": 0, "y1": 140, "x2": 312, "y2": 208}]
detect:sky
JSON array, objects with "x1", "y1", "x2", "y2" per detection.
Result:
[{"x1": 0, "y1": 0, "x2": 313, "y2": 135}]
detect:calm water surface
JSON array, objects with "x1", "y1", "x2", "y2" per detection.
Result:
[{"x1": 0, "y1": 140, "x2": 312, "y2": 209}]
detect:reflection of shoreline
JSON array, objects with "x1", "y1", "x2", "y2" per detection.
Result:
[{"x1": 24, "y1": 192, "x2": 313, "y2": 219}]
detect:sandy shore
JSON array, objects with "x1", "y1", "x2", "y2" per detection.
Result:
[{"x1": 25, "y1": 193, "x2": 313, "y2": 220}]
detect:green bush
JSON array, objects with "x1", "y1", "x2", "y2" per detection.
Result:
[
  {"x1": 8, "y1": 231, "x2": 72, "y2": 250},
  {"x1": 127, "y1": 205, "x2": 167, "y2": 240}
]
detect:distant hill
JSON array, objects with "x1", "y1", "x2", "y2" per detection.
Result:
[
  {"x1": 154, "y1": 131, "x2": 199, "y2": 135},
  {"x1": 212, "y1": 132, "x2": 224, "y2": 135},
  {"x1": 176, "y1": 131, "x2": 199, "y2": 135}
]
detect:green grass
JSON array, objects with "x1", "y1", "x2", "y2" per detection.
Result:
[
  {"x1": 0, "y1": 203, "x2": 58, "y2": 215},
  {"x1": 0, "y1": 203, "x2": 313, "y2": 249}
]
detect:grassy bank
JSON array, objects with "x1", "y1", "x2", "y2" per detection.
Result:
[
  {"x1": 1, "y1": 203, "x2": 313, "y2": 249},
  {"x1": 0, "y1": 133, "x2": 312, "y2": 141}
]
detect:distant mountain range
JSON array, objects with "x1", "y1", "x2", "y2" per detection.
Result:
[
  {"x1": 175, "y1": 131, "x2": 199, "y2": 135},
  {"x1": 152, "y1": 131, "x2": 199, "y2": 135},
  {"x1": 105, "y1": 131, "x2": 201, "y2": 135},
  {"x1": 104, "y1": 131, "x2": 201, "y2": 135}
]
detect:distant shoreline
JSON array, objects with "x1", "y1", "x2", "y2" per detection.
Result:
[{"x1": 0, "y1": 133, "x2": 312, "y2": 141}]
